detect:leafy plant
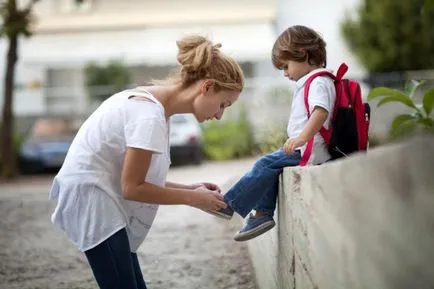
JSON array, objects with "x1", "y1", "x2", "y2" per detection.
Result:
[
  {"x1": 368, "y1": 80, "x2": 434, "y2": 137},
  {"x1": 202, "y1": 106, "x2": 256, "y2": 160}
]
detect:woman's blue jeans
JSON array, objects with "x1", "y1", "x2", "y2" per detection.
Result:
[{"x1": 84, "y1": 228, "x2": 147, "y2": 289}]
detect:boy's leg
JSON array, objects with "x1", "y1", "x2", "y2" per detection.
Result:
[
  {"x1": 254, "y1": 150, "x2": 301, "y2": 216},
  {"x1": 224, "y1": 149, "x2": 301, "y2": 218},
  {"x1": 84, "y1": 228, "x2": 146, "y2": 289},
  {"x1": 232, "y1": 151, "x2": 301, "y2": 242},
  {"x1": 251, "y1": 175, "x2": 279, "y2": 216}
]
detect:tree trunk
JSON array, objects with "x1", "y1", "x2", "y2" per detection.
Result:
[{"x1": 1, "y1": 34, "x2": 19, "y2": 179}]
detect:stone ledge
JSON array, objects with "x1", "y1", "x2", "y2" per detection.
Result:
[{"x1": 246, "y1": 136, "x2": 434, "y2": 289}]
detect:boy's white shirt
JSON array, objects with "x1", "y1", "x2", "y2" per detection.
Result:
[
  {"x1": 49, "y1": 87, "x2": 171, "y2": 252},
  {"x1": 287, "y1": 68, "x2": 337, "y2": 165}
]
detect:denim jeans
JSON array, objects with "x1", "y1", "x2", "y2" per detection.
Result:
[
  {"x1": 224, "y1": 149, "x2": 301, "y2": 218},
  {"x1": 84, "y1": 228, "x2": 147, "y2": 289}
]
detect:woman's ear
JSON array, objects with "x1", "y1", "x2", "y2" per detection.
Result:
[{"x1": 200, "y1": 80, "x2": 214, "y2": 95}]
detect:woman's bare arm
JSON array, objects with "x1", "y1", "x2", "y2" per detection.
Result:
[
  {"x1": 121, "y1": 148, "x2": 226, "y2": 211},
  {"x1": 165, "y1": 182, "x2": 194, "y2": 190}
]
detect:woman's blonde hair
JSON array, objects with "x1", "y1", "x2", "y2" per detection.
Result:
[{"x1": 159, "y1": 35, "x2": 244, "y2": 92}]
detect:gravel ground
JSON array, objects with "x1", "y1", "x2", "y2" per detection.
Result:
[{"x1": 0, "y1": 158, "x2": 257, "y2": 289}]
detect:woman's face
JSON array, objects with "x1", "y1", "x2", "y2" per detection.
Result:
[{"x1": 192, "y1": 80, "x2": 240, "y2": 123}]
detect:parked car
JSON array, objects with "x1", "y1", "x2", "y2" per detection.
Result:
[
  {"x1": 19, "y1": 117, "x2": 81, "y2": 173},
  {"x1": 169, "y1": 114, "x2": 203, "y2": 165}
]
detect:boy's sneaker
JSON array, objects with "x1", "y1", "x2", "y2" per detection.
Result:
[
  {"x1": 205, "y1": 205, "x2": 234, "y2": 220},
  {"x1": 234, "y1": 214, "x2": 276, "y2": 242}
]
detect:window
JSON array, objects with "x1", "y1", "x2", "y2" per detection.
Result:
[{"x1": 59, "y1": 0, "x2": 93, "y2": 13}]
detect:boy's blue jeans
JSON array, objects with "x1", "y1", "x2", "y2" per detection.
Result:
[{"x1": 224, "y1": 149, "x2": 301, "y2": 218}]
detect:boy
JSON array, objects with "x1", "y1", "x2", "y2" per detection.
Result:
[{"x1": 208, "y1": 25, "x2": 336, "y2": 241}]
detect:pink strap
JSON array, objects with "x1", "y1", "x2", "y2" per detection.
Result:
[
  {"x1": 335, "y1": 63, "x2": 348, "y2": 80},
  {"x1": 299, "y1": 138, "x2": 314, "y2": 166}
]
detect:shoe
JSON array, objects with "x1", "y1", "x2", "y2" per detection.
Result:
[
  {"x1": 234, "y1": 213, "x2": 275, "y2": 241},
  {"x1": 205, "y1": 205, "x2": 234, "y2": 220}
]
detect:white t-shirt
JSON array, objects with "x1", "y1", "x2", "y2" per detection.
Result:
[
  {"x1": 287, "y1": 69, "x2": 336, "y2": 165},
  {"x1": 49, "y1": 87, "x2": 171, "y2": 252}
]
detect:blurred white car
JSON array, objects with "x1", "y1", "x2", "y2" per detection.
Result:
[{"x1": 169, "y1": 114, "x2": 203, "y2": 165}]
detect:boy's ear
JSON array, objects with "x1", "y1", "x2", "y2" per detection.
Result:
[{"x1": 300, "y1": 48, "x2": 310, "y2": 63}]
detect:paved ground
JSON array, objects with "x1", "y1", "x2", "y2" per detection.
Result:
[{"x1": 0, "y1": 158, "x2": 257, "y2": 289}]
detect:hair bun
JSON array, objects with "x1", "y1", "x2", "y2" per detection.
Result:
[{"x1": 176, "y1": 35, "x2": 222, "y2": 73}]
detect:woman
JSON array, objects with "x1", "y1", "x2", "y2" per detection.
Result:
[{"x1": 49, "y1": 35, "x2": 244, "y2": 289}]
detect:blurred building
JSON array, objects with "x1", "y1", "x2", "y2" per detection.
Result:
[
  {"x1": 276, "y1": 0, "x2": 366, "y2": 79},
  {"x1": 1, "y1": 0, "x2": 378, "y2": 137},
  {"x1": 1, "y1": 0, "x2": 277, "y2": 117}
]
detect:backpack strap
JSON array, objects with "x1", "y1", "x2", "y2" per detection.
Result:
[
  {"x1": 299, "y1": 63, "x2": 348, "y2": 166},
  {"x1": 335, "y1": 63, "x2": 348, "y2": 81}
]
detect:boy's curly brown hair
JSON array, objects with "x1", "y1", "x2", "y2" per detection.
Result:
[{"x1": 272, "y1": 25, "x2": 327, "y2": 70}]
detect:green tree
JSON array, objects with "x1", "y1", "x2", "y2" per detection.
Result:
[
  {"x1": 341, "y1": 0, "x2": 434, "y2": 73},
  {"x1": 85, "y1": 60, "x2": 131, "y2": 102},
  {"x1": 0, "y1": 0, "x2": 85, "y2": 179}
]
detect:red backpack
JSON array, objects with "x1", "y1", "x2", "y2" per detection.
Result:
[{"x1": 299, "y1": 63, "x2": 371, "y2": 166}]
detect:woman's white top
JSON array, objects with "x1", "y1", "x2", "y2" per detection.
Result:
[{"x1": 49, "y1": 87, "x2": 171, "y2": 252}]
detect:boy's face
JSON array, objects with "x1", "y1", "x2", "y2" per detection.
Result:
[{"x1": 281, "y1": 60, "x2": 311, "y2": 81}]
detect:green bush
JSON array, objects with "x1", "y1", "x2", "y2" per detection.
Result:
[
  {"x1": 85, "y1": 60, "x2": 131, "y2": 102},
  {"x1": 256, "y1": 123, "x2": 287, "y2": 154},
  {"x1": 202, "y1": 107, "x2": 256, "y2": 160}
]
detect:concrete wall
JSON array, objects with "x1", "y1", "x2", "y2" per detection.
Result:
[{"x1": 247, "y1": 136, "x2": 434, "y2": 289}]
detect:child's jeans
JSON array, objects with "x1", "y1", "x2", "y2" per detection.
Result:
[{"x1": 224, "y1": 149, "x2": 301, "y2": 218}]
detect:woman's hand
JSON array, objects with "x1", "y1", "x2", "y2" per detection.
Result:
[
  {"x1": 188, "y1": 185, "x2": 227, "y2": 211},
  {"x1": 190, "y1": 182, "x2": 221, "y2": 193}
]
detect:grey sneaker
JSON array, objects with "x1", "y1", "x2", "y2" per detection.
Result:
[
  {"x1": 205, "y1": 205, "x2": 234, "y2": 220},
  {"x1": 234, "y1": 214, "x2": 275, "y2": 241}
]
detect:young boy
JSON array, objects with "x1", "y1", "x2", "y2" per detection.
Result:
[{"x1": 208, "y1": 25, "x2": 337, "y2": 241}]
